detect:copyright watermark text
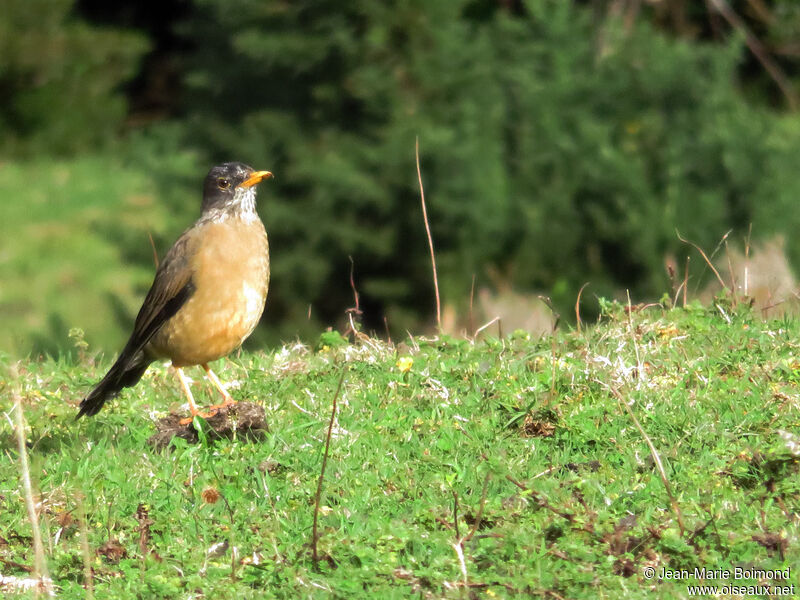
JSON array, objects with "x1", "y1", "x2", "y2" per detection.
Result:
[{"x1": 642, "y1": 566, "x2": 795, "y2": 597}]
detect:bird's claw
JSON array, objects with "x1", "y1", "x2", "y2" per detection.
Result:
[
  {"x1": 207, "y1": 398, "x2": 237, "y2": 412},
  {"x1": 179, "y1": 409, "x2": 219, "y2": 426}
]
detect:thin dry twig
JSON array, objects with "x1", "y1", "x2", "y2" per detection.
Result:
[
  {"x1": 722, "y1": 232, "x2": 738, "y2": 305},
  {"x1": 676, "y1": 230, "x2": 727, "y2": 290},
  {"x1": 11, "y1": 365, "x2": 53, "y2": 597},
  {"x1": 715, "y1": 303, "x2": 732, "y2": 324},
  {"x1": 549, "y1": 334, "x2": 558, "y2": 398},
  {"x1": 626, "y1": 290, "x2": 645, "y2": 386},
  {"x1": 452, "y1": 540, "x2": 469, "y2": 588},
  {"x1": 671, "y1": 277, "x2": 686, "y2": 309},
  {"x1": 744, "y1": 224, "x2": 752, "y2": 297},
  {"x1": 348, "y1": 255, "x2": 360, "y2": 315},
  {"x1": 147, "y1": 232, "x2": 159, "y2": 269},
  {"x1": 383, "y1": 316, "x2": 393, "y2": 345},
  {"x1": 682, "y1": 256, "x2": 690, "y2": 308},
  {"x1": 469, "y1": 274, "x2": 477, "y2": 338},
  {"x1": 474, "y1": 316, "x2": 500, "y2": 338},
  {"x1": 575, "y1": 283, "x2": 590, "y2": 334},
  {"x1": 344, "y1": 256, "x2": 366, "y2": 340},
  {"x1": 312, "y1": 365, "x2": 348, "y2": 570},
  {"x1": 415, "y1": 137, "x2": 441, "y2": 331},
  {"x1": 666, "y1": 260, "x2": 677, "y2": 302},
  {"x1": 760, "y1": 298, "x2": 788, "y2": 316},
  {"x1": 449, "y1": 484, "x2": 480, "y2": 589}
]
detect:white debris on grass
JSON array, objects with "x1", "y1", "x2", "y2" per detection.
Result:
[
  {"x1": 0, "y1": 574, "x2": 55, "y2": 596},
  {"x1": 778, "y1": 430, "x2": 800, "y2": 456}
]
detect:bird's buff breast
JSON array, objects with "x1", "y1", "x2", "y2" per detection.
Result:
[{"x1": 149, "y1": 219, "x2": 269, "y2": 366}]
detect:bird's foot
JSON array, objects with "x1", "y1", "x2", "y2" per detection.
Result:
[
  {"x1": 207, "y1": 397, "x2": 237, "y2": 412},
  {"x1": 179, "y1": 408, "x2": 221, "y2": 426},
  {"x1": 178, "y1": 398, "x2": 237, "y2": 425}
]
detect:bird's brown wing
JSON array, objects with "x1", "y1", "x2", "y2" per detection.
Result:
[{"x1": 128, "y1": 231, "x2": 197, "y2": 352}]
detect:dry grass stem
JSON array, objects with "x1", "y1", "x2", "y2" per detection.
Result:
[
  {"x1": 383, "y1": 316, "x2": 393, "y2": 345},
  {"x1": 677, "y1": 230, "x2": 728, "y2": 291},
  {"x1": 671, "y1": 256, "x2": 690, "y2": 308},
  {"x1": 348, "y1": 255, "x2": 360, "y2": 314},
  {"x1": 147, "y1": 231, "x2": 159, "y2": 268},
  {"x1": 11, "y1": 364, "x2": 53, "y2": 597},
  {"x1": 604, "y1": 382, "x2": 686, "y2": 535},
  {"x1": 344, "y1": 256, "x2": 368, "y2": 340},
  {"x1": 452, "y1": 540, "x2": 468, "y2": 587},
  {"x1": 450, "y1": 489, "x2": 468, "y2": 587},
  {"x1": 469, "y1": 274, "x2": 476, "y2": 338},
  {"x1": 744, "y1": 224, "x2": 752, "y2": 297},
  {"x1": 415, "y1": 137, "x2": 441, "y2": 332},
  {"x1": 575, "y1": 283, "x2": 589, "y2": 334},
  {"x1": 625, "y1": 290, "x2": 644, "y2": 386},
  {"x1": 683, "y1": 255, "x2": 689, "y2": 307},
  {"x1": 312, "y1": 365, "x2": 347, "y2": 569},
  {"x1": 474, "y1": 316, "x2": 500, "y2": 338},
  {"x1": 722, "y1": 233, "x2": 738, "y2": 304}
]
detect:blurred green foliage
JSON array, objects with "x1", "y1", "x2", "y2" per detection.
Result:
[
  {"x1": 0, "y1": 147, "x2": 199, "y2": 356},
  {"x1": 0, "y1": 0, "x2": 148, "y2": 155},
  {"x1": 179, "y1": 0, "x2": 800, "y2": 332},
  {"x1": 3, "y1": 0, "x2": 800, "y2": 355}
]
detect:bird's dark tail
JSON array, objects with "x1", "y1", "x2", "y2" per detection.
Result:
[{"x1": 77, "y1": 349, "x2": 152, "y2": 419}]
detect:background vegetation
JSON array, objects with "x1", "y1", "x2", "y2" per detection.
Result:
[{"x1": 2, "y1": 0, "x2": 800, "y2": 355}]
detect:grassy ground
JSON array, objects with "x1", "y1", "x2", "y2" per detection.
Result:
[{"x1": 1, "y1": 300, "x2": 798, "y2": 598}]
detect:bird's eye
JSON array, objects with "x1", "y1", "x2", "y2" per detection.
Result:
[{"x1": 217, "y1": 178, "x2": 231, "y2": 190}]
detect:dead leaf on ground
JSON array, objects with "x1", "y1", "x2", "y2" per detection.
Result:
[
  {"x1": 521, "y1": 414, "x2": 555, "y2": 437},
  {"x1": 98, "y1": 539, "x2": 127, "y2": 563}
]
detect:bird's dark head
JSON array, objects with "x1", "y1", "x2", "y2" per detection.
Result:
[{"x1": 201, "y1": 162, "x2": 273, "y2": 215}]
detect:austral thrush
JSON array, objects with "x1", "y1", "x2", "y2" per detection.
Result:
[{"x1": 77, "y1": 162, "x2": 272, "y2": 422}]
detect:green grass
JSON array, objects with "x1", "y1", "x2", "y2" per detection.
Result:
[{"x1": 1, "y1": 300, "x2": 798, "y2": 598}]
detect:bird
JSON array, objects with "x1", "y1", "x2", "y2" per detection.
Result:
[{"x1": 77, "y1": 162, "x2": 273, "y2": 422}]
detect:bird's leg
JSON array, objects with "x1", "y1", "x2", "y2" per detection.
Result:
[
  {"x1": 203, "y1": 363, "x2": 237, "y2": 409},
  {"x1": 176, "y1": 366, "x2": 216, "y2": 425}
]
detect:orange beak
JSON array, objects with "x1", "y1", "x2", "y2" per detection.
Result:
[{"x1": 239, "y1": 170, "x2": 274, "y2": 189}]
